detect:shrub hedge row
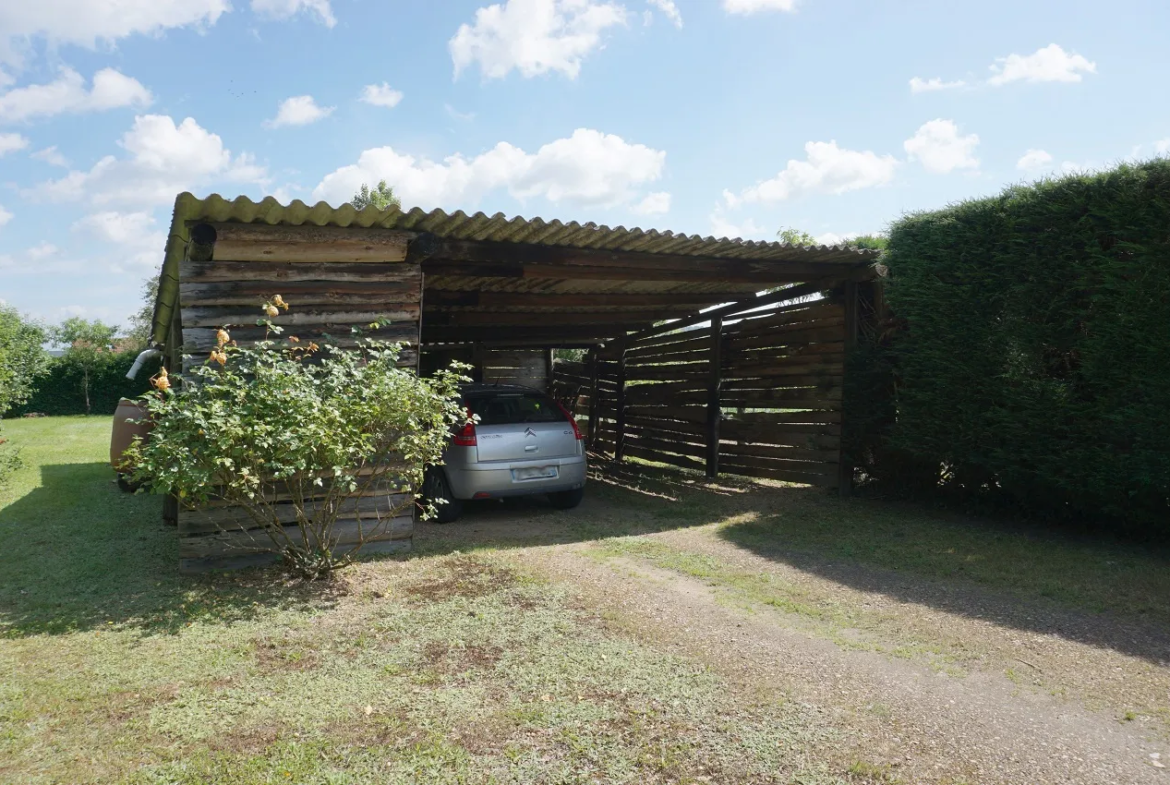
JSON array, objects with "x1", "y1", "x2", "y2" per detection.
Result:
[
  {"x1": 863, "y1": 160, "x2": 1170, "y2": 532},
  {"x1": 10, "y1": 352, "x2": 161, "y2": 418}
]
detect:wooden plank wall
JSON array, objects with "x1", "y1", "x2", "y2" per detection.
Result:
[
  {"x1": 552, "y1": 294, "x2": 846, "y2": 489},
  {"x1": 174, "y1": 222, "x2": 423, "y2": 573},
  {"x1": 480, "y1": 349, "x2": 549, "y2": 390}
]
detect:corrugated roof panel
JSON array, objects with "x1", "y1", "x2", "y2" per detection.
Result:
[{"x1": 153, "y1": 192, "x2": 879, "y2": 346}]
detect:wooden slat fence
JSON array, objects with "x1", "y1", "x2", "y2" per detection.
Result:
[{"x1": 554, "y1": 288, "x2": 853, "y2": 491}]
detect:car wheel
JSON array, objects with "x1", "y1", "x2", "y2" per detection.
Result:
[
  {"x1": 548, "y1": 487, "x2": 584, "y2": 510},
  {"x1": 422, "y1": 468, "x2": 463, "y2": 524}
]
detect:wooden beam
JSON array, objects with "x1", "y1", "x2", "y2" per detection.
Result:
[
  {"x1": 181, "y1": 260, "x2": 422, "y2": 284},
  {"x1": 427, "y1": 238, "x2": 870, "y2": 276},
  {"x1": 614, "y1": 339, "x2": 628, "y2": 464},
  {"x1": 203, "y1": 222, "x2": 415, "y2": 263},
  {"x1": 423, "y1": 290, "x2": 736, "y2": 309},
  {"x1": 706, "y1": 316, "x2": 723, "y2": 479},
  {"x1": 422, "y1": 327, "x2": 626, "y2": 345},
  {"x1": 838, "y1": 280, "x2": 859, "y2": 498},
  {"x1": 588, "y1": 349, "x2": 600, "y2": 448},
  {"x1": 424, "y1": 260, "x2": 825, "y2": 285},
  {"x1": 423, "y1": 310, "x2": 689, "y2": 327}
]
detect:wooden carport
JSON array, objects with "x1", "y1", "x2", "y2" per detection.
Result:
[{"x1": 151, "y1": 193, "x2": 880, "y2": 570}]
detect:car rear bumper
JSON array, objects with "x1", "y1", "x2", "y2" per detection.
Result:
[{"x1": 444, "y1": 455, "x2": 587, "y2": 500}]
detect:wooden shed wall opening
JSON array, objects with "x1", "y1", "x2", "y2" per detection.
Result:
[{"x1": 150, "y1": 193, "x2": 881, "y2": 572}]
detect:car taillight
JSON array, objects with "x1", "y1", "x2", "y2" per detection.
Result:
[
  {"x1": 555, "y1": 401, "x2": 584, "y2": 441},
  {"x1": 452, "y1": 409, "x2": 477, "y2": 446}
]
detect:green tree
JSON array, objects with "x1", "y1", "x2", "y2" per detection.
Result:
[
  {"x1": 850, "y1": 234, "x2": 889, "y2": 251},
  {"x1": 0, "y1": 305, "x2": 50, "y2": 415},
  {"x1": 128, "y1": 299, "x2": 467, "y2": 579},
  {"x1": 0, "y1": 305, "x2": 50, "y2": 485},
  {"x1": 52, "y1": 317, "x2": 118, "y2": 415},
  {"x1": 351, "y1": 180, "x2": 401, "y2": 211},
  {"x1": 777, "y1": 227, "x2": 818, "y2": 246},
  {"x1": 126, "y1": 272, "x2": 160, "y2": 350}
]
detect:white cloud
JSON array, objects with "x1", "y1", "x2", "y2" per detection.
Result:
[
  {"x1": 988, "y1": 44, "x2": 1096, "y2": 86},
  {"x1": 631, "y1": 191, "x2": 671, "y2": 215},
  {"x1": 445, "y1": 104, "x2": 476, "y2": 122},
  {"x1": 31, "y1": 114, "x2": 267, "y2": 207},
  {"x1": 814, "y1": 231, "x2": 850, "y2": 246},
  {"x1": 0, "y1": 131, "x2": 27, "y2": 154},
  {"x1": 73, "y1": 210, "x2": 167, "y2": 268},
  {"x1": 1155, "y1": 139, "x2": 1170, "y2": 156},
  {"x1": 1016, "y1": 148, "x2": 1053, "y2": 171},
  {"x1": 26, "y1": 241, "x2": 57, "y2": 259},
  {"x1": 313, "y1": 128, "x2": 665, "y2": 211},
  {"x1": 450, "y1": 0, "x2": 628, "y2": 80},
  {"x1": 265, "y1": 95, "x2": 334, "y2": 128},
  {"x1": 0, "y1": 68, "x2": 152, "y2": 124},
  {"x1": 904, "y1": 119, "x2": 979, "y2": 174},
  {"x1": 360, "y1": 83, "x2": 403, "y2": 108},
  {"x1": 0, "y1": 204, "x2": 11, "y2": 226},
  {"x1": 909, "y1": 76, "x2": 965, "y2": 93},
  {"x1": 31, "y1": 145, "x2": 68, "y2": 166},
  {"x1": 709, "y1": 210, "x2": 767, "y2": 240},
  {"x1": 250, "y1": 0, "x2": 336, "y2": 27},
  {"x1": 647, "y1": 0, "x2": 682, "y2": 27},
  {"x1": 722, "y1": 0, "x2": 798, "y2": 14},
  {"x1": 0, "y1": 1, "x2": 228, "y2": 63},
  {"x1": 724, "y1": 140, "x2": 898, "y2": 205}
]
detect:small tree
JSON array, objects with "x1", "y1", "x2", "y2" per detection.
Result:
[
  {"x1": 0, "y1": 305, "x2": 50, "y2": 416},
  {"x1": 0, "y1": 305, "x2": 49, "y2": 485},
  {"x1": 127, "y1": 299, "x2": 468, "y2": 579},
  {"x1": 126, "y1": 272, "x2": 161, "y2": 350},
  {"x1": 777, "y1": 227, "x2": 818, "y2": 246},
  {"x1": 51, "y1": 318, "x2": 118, "y2": 415},
  {"x1": 850, "y1": 234, "x2": 889, "y2": 251},
  {"x1": 351, "y1": 180, "x2": 401, "y2": 211}
]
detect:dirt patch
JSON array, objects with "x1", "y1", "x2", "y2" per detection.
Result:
[
  {"x1": 421, "y1": 640, "x2": 505, "y2": 674},
  {"x1": 401, "y1": 555, "x2": 518, "y2": 603}
]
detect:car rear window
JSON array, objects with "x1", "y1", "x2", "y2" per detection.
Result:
[{"x1": 466, "y1": 393, "x2": 566, "y2": 426}]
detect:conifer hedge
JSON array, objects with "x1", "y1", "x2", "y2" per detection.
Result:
[{"x1": 874, "y1": 160, "x2": 1170, "y2": 531}]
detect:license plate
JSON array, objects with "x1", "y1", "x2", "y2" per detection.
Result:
[{"x1": 512, "y1": 466, "x2": 558, "y2": 481}]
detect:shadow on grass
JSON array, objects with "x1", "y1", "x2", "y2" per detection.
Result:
[
  {"x1": 0, "y1": 462, "x2": 341, "y2": 639},
  {"x1": 421, "y1": 459, "x2": 1170, "y2": 667}
]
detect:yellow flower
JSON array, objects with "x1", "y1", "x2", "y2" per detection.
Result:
[
  {"x1": 273, "y1": 294, "x2": 288, "y2": 310},
  {"x1": 152, "y1": 375, "x2": 171, "y2": 392},
  {"x1": 216, "y1": 329, "x2": 230, "y2": 347},
  {"x1": 265, "y1": 304, "x2": 280, "y2": 318},
  {"x1": 307, "y1": 342, "x2": 320, "y2": 352},
  {"x1": 288, "y1": 335, "x2": 300, "y2": 343}
]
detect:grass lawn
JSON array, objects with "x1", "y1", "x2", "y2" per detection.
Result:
[
  {"x1": 2, "y1": 417, "x2": 1167, "y2": 784},
  {"x1": 0, "y1": 417, "x2": 842, "y2": 784}
]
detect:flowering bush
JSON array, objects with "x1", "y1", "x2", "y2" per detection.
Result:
[{"x1": 127, "y1": 298, "x2": 468, "y2": 579}]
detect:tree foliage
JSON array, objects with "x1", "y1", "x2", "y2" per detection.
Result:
[
  {"x1": 777, "y1": 227, "x2": 818, "y2": 246},
  {"x1": 51, "y1": 318, "x2": 119, "y2": 415},
  {"x1": 351, "y1": 180, "x2": 401, "y2": 211},
  {"x1": 126, "y1": 272, "x2": 160, "y2": 350},
  {"x1": 0, "y1": 305, "x2": 50, "y2": 416},
  {"x1": 127, "y1": 299, "x2": 468, "y2": 579},
  {"x1": 0, "y1": 305, "x2": 49, "y2": 484}
]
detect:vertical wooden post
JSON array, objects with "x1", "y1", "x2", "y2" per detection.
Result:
[
  {"x1": 705, "y1": 317, "x2": 723, "y2": 478},
  {"x1": 614, "y1": 338, "x2": 628, "y2": 464},
  {"x1": 588, "y1": 348, "x2": 600, "y2": 448},
  {"x1": 838, "y1": 280, "x2": 860, "y2": 497}
]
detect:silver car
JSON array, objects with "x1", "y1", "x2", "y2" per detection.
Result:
[{"x1": 421, "y1": 384, "x2": 587, "y2": 523}]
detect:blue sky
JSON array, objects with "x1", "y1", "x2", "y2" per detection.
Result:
[{"x1": 1, "y1": 0, "x2": 1168, "y2": 327}]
